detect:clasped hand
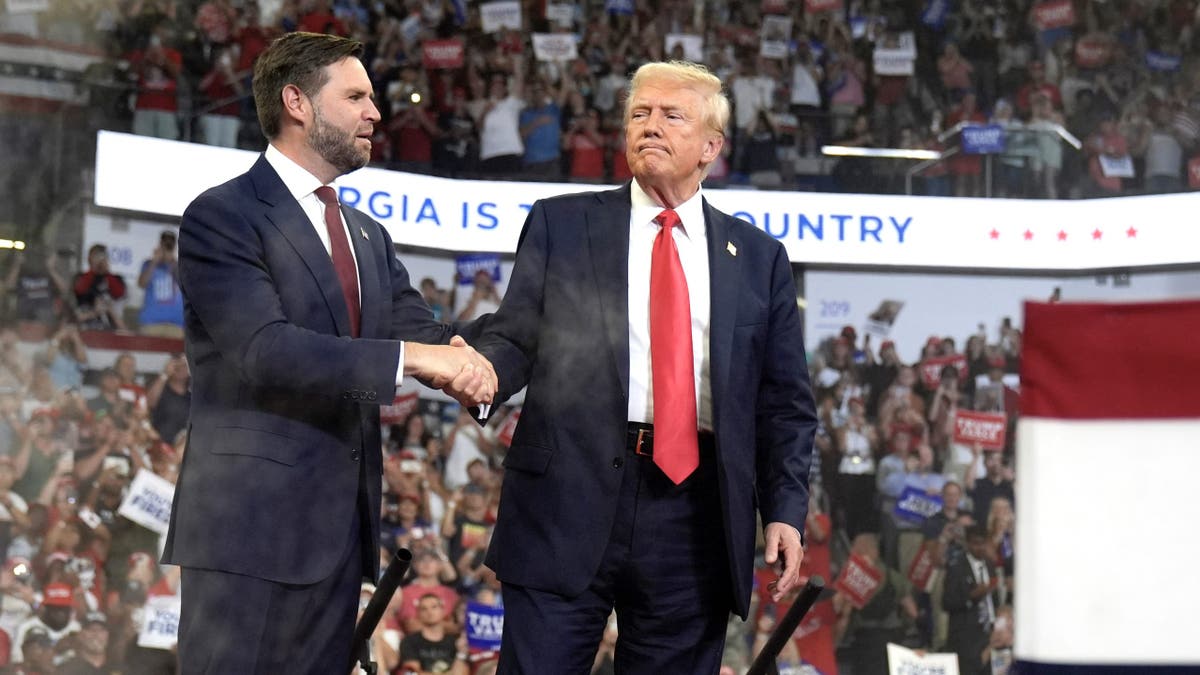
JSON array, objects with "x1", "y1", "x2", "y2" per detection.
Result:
[{"x1": 407, "y1": 336, "x2": 497, "y2": 408}]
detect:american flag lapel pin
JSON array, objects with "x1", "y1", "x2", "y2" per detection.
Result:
[
  {"x1": 360, "y1": 226, "x2": 369, "y2": 240},
  {"x1": 727, "y1": 241, "x2": 737, "y2": 256}
]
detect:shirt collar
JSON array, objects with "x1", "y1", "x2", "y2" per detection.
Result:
[
  {"x1": 630, "y1": 178, "x2": 706, "y2": 240},
  {"x1": 264, "y1": 143, "x2": 329, "y2": 202}
]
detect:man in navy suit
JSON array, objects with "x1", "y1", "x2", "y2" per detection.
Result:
[
  {"x1": 478, "y1": 61, "x2": 817, "y2": 674},
  {"x1": 161, "y1": 32, "x2": 495, "y2": 673}
]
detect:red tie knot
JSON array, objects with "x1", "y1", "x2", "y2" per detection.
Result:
[
  {"x1": 314, "y1": 185, "x2": 338, "y2": 206},
  {"x1": 656, "y1": 209, "x2": 681, "y2": 231}
]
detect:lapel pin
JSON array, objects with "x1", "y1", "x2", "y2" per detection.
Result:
[
  {"x1": 727, "y1": 241, "x2": 737, "y2": 256},
  {"x1": 360, "y1": 226, "x2": 369, "y2": 240}
]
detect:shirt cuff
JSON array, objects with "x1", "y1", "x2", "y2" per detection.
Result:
[
  {"x1": 477, "y1": 404, "x2": 491, "y2": 420},
  {"x1": 394, "y1": 342, "x2": 406, "y2": 388}
]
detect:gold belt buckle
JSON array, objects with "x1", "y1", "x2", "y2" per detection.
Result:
[{"x1": 635, "y1": 428, "x2": 651, "y2": 456}]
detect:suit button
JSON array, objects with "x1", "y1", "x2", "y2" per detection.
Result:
[
  {"x1": 612, "y1": 457, "x2": 623, "y2": 469},
  {"x1": 367, "y1": 391, "x2": 377, "y2": 402},
  {"x1": 350, "y1": 449, "x2": 360, "y2": 461}
]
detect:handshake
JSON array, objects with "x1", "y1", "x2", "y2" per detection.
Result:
[{"x1": 404, "y1": 336, "x2": 498, "y2": 409}]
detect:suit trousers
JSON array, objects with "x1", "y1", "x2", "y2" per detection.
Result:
[
  {"x1": 177, "y1": 465, "x2": 371, "y2": 674},
  {"x1": 498, "y1": 438, "x2": 731, "y2": 675}
]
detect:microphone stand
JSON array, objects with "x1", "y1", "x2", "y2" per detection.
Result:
[
  {"x1": 350, "y1": 548, "x2": 413, "y2": 675},
  {"x1": 745, "y1": 576, "x2": 826, "y2": 675}
]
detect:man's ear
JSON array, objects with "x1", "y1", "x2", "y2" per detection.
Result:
[
  {"x1": 281, "y1": 83, "x2": 310, "y2": 127},
  {"x1": 700, "y1": 133, "x2": 725, "y2": 164}
]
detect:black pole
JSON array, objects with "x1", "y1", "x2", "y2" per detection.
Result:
[
  {"x1": 745, "y1": 575, "x2": 826, "y2": 675},
  {"x1": 349, "y1": 548, "x2": 413, "y2": 674}
]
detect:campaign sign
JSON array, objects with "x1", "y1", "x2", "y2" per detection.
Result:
[
  {"x1": 1147, "y1": 51, "x2": 1182, "y2": 72},
  {"x1": 455, "y1": 253, "x2": 501, "y2": 286},
  {"x1": 1033, "y1": 0, "x2": 1076, "y2": 30},
  {"x1": 907, "y1": 542, "x2": 940, "y2": 593},
  {"x1": 6, "y1": 0, "x2": 50, "y2": 12},
  {"x1": 138, "y1": 596, "x2": 182, "y2": 650},
  {"x1": 380, "y1": 391, "x2": 419, "y2": 426},
  {"x1": 480, "y1": 1, "x2": 521, "y2": 33},
  {"x1": 887, "y1": 642, "x2": 960, "y2": 674},
  {"x1": 961, "y1": 125, "x2": 1006, "y2": 155},
  {"x1": 604, "y1": 0, "x2": 634, "y2": 15},
  {"x1": 422, "y1": 39, "x2": 464, "y2": 69},
  {"x1": 760, "y1": 15, "x2": 793, "y2": 59},
  {"x1": 497, "y1": 409, "x2": 521, "y2": 447},
  {"x1": 919, "y1": 354, "x2": 968, "y2": 388},
  {"x1": 1099, "y1": 154, "x2": 1135, "y2": 178},
  {"x1": 921, "y1": 0, "x2": 950, "y2": 29},
  {"x1": 805, "y1": 0, "x2": 843, "y2": 13},
  {"x1": 893, "y1": 486, "x2": 943, "y2": 525},
  {"x1": 778, "y1": 662, "x2": 826, "y2": 675},
  {"x1": 118, "y1": 469, "x2": 175, "y2": 535},
  {"x1": 466, "y1": 602, "x2": 504, "y2": 651},
  {"x1": 834, "y1": 554, "x2": 883, "y2": 609},
  {"x1": 531, "y1": 33, "x2": 578, "y2": 61},
  {"x1": 665, "y1": 34, "x2": 704, "y2": 62},
  {"x1": 953, "y1": 410, "x2": 1007, "y2": 451},
  {"x1": 1074, "y1": 36, "x2": 1111, "y2": 69},
  {"x1": 545, "y1": 3, "x2": 574, "y2": 27}
]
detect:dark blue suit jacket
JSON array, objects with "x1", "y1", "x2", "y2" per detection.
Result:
[
  {"x1": 479, "y1": 184, "x2": 817, "y2": 618},
  {"x1": 162, "y1": 155, "x2": 456, "y2": 584}
]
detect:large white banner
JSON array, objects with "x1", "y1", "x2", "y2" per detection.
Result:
[
  {"x1": 6, "y1": 0, "x2": 50, "y2": 13},
  {"x1": 93, "y1": 132, "x2": 1200, "y2": 271}
]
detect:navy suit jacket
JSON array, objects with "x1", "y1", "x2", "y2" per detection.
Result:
[
  {"x1": 162, "y1": 155, "x2": 457, "y2": 584},
  {"x1": 479, "y1": 184, "x2": 817, "y2": 618}
]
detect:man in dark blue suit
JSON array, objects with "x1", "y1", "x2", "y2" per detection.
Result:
[
  {"x1": 161, "y1": 32, "x2": 495, "y2": 673},
  {"x1": 478, "y1": 61, "x2": 818, "y2": 674}
]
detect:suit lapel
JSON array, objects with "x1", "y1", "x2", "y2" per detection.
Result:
[
  {"x1": 587, "y1": 186, "x2": 632, "y2": 399},
  {"x1": 345, "y1": 207, "x2": 382, "y2": 338},
  {"x1": 704, "y1": 199, "x2": 738, "y2": 419},
  {"x1": 251, "y1": 156, "x2": 353, "y2": 337}
]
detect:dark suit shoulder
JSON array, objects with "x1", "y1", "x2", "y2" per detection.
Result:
[
  {"x1": 705, "y1": 199, "x2": 787, "y2": 254},
  {"x1": 534, "y1": 185, "x2": 622, "y2": 212},
  {"x1": 185, "y1": 170, "x2": 255, "y2": 212}
]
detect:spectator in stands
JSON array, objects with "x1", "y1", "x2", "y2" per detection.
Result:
[
  {"x1": 1084, "y1": 113, "x2": 1131, "y2": 196},
  {"x1": 946, "y1": 91, "x2": 986, "y2": 196},
  {"x1": 72, "y1": 245, "x2": 126, "y2": 332},
  {"x1": 1028, "y1": 91, "x2": 1066, "y2": 198},
  {"x1": 1015, "y1": 61, "x2": 1062, "y2": 119},
  {"x1": 135, "y1": 230, "x2": 183, "y2": 337},
  {"x1": 992, "y1": 99, "x2": 1032, "y2": 198},
  {"x1": 198, "y1": 44, "x2": 244, "y2": 148},
  {"x1": 986, "y1": 496, "x2": 1015, "y2": 586},
  {"x1": 2, "y1": 251, "x2": 69, "y2": 342},
  {"x1": 42, "y1": 325, "x2": 87, "y2": 393},
  {"x1": 476, "y1": 65, "x2": 526, "y2": 176},
  {"x1": 297, "y1": 0, "x2": 346, "y2": 36},
  {"x1": 397, "y1": 548, "x2": 459, "y2": 635},
  {"x1": 58, "y1": 611, "x2": 110, "y2": 675},
  {"x1": 730, "y1": 55, "x2": 776, "y2": 174},
  {"x1": 835, "y1": 397, "x2": 878, "y2": 539},
  {"x1": 441, "y1": 483, "x2": 492, "y2": 569},
  {"x1": 11, "y1": 581, "x2": 79, "y2": 663},
  {"x1": 1138, "y1": 104, "x2": 1186, "y2": 193},
  {"x1": 519, "y1": 79, "x2": 566, "y2": 180},
  {"x1": 833, "y1": 533, "x2": 918, "y2": 675},
  {"x1": 943, "y1": 525, "x2": 999, "y2": 675},
  {"x1": 0, "y1": 459, "x2": 28, "y2": 560},
  {"x1": 147, "y1": 353, "x2": 189, "y2": 445},
  {"x1": 399, "y1": 592, "x2": 468, "y2": 675},
  {"x1": 967, "y1": 452, "x2": 1014, "y2": 537},
  {"x1": 443, "y1": 409, "x2": 494, "y2": 491},
  {"x1": 9, "y1": 625, "x2": 55, "y2": 674},
  {"x1": 11, "y1": 413, "x2": 70, "y2": 506},
  {"x1": 562, "y1": 107, "x2": 607, "y2": 182},
  {"x1": 0, "y1": 333, "x2": 27, "y2": 393},
  {"x1": 937, "y1": 42, "x2": 974, "y2": 103},
  {"x1": 111, "y1": 354, "x2": 146, "y2": 414},
  {"x1": 127, "y1": 21, "x2": 182, "y2": 140},
  {"x1": 387, "y1": 65, "x2": 441, "y2": 174},
  {"x1": 454, "y1": 269, "x2": 501, "y2": 322}
]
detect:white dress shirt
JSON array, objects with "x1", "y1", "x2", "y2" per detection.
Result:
[
  {"x1": 264, "y1": 145, "x2": 406, "y2": 386},
  {"x1": 626, "y1": 179, "x2": 712, "y2": 432}
]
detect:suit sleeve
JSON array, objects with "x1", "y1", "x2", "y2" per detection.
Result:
[
  {"x1": 754, "y1": 242, "x2": 818, "y2": 532},
  {"x1": 472, "y1": 201, "x2": 551, "y2": 403},
  {"x1": 179, "y1": 193, "x2": 402, "y2": 401}
]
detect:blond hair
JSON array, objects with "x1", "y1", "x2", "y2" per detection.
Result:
[{"x1": 624, "y1": 60, "x2": 730, "y2": 136}]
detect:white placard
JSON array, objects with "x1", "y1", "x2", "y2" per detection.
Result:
[
  {"x1": 887, "y1": 643, "x2": 960, "y2": 675},
  {"x1": 531, "y1": 33, "x2": 578, "y2": 62},
  {"x1": 480, "y1": 1, "x2": 521, "y2": 33},
  {"x1": 545, "y1": 3, "x2": 574, "y2": 27},
  {"x1": 1099, "y1": 154, "x2": 1135, "y2": 178},
  {"x1": 6, "y1": 0, "x2": 50, "y2": 12},
  {"x1": 118, "y1": 468, "x2": 176, "y2": 535},
  {"x1": 760, "y1": 15, "x2": 793, "y2": 59},
  {"x1": 137, "y1": 595, "x2": 181, "y2": 650},
  {"x1": 664, "y1": 34, "x2": 704, "y2": 62}
]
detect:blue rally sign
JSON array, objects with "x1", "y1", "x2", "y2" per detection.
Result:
[
  {"x1": 961, "y1": 124, "x2": 1006, "y2": 155},
  {"x1": 466, "y1": 602, "x2": 504, "y2": 651},
  {"x1": 894, "y1": 486, "x2": 944, "y2": 525}
]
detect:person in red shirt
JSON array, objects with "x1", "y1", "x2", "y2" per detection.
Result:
[
  {"x1": 298, "y1": 0, "x2": 347, "y2": 35},
  {"x1": 71, "y1": 245, "x2": 126, "y2": 331},
  {"x1": 1015, "y1": 61, "x2": 1062, "y2": 118},
  {"x1": 946, "y1": 92, "x2": 987, "y2": 196},
  {"x1": 562, "y1": 108, "x2": 606, "y2": 182},
  {"x1": 127, "y1": 23, "x2": 183, "y2": 140},
  {"x1": 198, "y1": 45, "x2": 244, "y2": 148},
  {"x1": 1085, "y1": 114, "x2": 1130, "y2": 196}
]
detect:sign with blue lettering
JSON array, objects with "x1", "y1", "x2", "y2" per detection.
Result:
[
  {"x1": 605, "y1": 0, "x2": 634, "y2": 15},
  {"x1": 1146, "y1": 51, "x2": 1181, "y2": 72},
  {"x1": 920, "y1": 0, "x2": 949, "y2": 29},
  {"x1": 894, "y1": 486, "x2": 943, "y2": 525},
  {"x1": 466, "y1": 602, "x2": 504, "y2": 651},
  {"x1": 961, "y1": 124, "x2": 1006, "y2": 154},
  {"x1": 455, "y1": 253, "x2": 501, "y2": 286},
  {"x1": 118, "y1": 468, "x2": 175, "y2": 535}
]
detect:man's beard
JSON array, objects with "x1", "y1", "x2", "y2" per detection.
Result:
[{"x1": 308, "y1": 104, "x2": 369, "y2": 176}]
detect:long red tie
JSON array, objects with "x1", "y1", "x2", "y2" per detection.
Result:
[
  {"x1": 314, "y1": 186, "x2": 360, "y2": 337},
  {"x1": 649, "y1": 209, "x2": 699, "y2": 484}
]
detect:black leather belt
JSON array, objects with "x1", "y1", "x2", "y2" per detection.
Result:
[{"x1": 626, "y1": 422, "x2": 715, "y2": 457}]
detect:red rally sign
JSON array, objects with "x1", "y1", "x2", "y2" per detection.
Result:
[
  {"x1": 422, "y1": 39, "x2": 465, "y2": 69},
  {"x1": 919, "y1": 353, "x2": 968, "y2": 388},
  {"x1": 380, "y1": 391, "x2": 420, "y2": 426},
  {"x1": 805, "y1": 0, "x2": 843, "y2": 14},
  {"x1": 953, "y1": 409, "x2": 1007, "y2": 451},
  {"x1": 834, "y1": 554, "x2": 883, "y2": 609},
  {"x1": 1033, "y1": 0, "x2": 1077, "y2": 30}
]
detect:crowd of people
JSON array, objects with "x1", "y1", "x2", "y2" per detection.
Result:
[{"x1": 4, "y1": 0, "x2": 1200, "y2": 198}]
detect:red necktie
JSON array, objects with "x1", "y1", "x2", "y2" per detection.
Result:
[
  {"x1": 649, "y1": 209, "x2": 699, "y2": 484},
  {"x1": 314, "y1": 186, "x2": 360, "y2": 337}
]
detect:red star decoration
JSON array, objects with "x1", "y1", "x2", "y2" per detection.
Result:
[
  {"x1": 1023, "y1": 230, "x2": 1033, "y2": 240},
  {"x1": 1092, "y1": 229, "x2": 1103, "y2": 240},
  {"x1": 1127, "y1": 227, "x2": 1138, "y2": 238},
  {"x1": 1057, "y1": 230, "x2": 1068, "y2": 241},
  {"x1": 989, "y1": 229, "x2": 999, "y2": 239}
]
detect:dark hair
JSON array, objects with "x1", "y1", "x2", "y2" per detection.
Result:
[
  {"x1": 252, "y1": 31, "x2": 364, "y2": 139},
  {"x1": 966, "y1": 524, "x2": 989, "y2": 541}
]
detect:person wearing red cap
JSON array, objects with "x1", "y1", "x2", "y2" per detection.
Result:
[{"x1": 10, "y1": 581, "x2": 79, "y2": 663}]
